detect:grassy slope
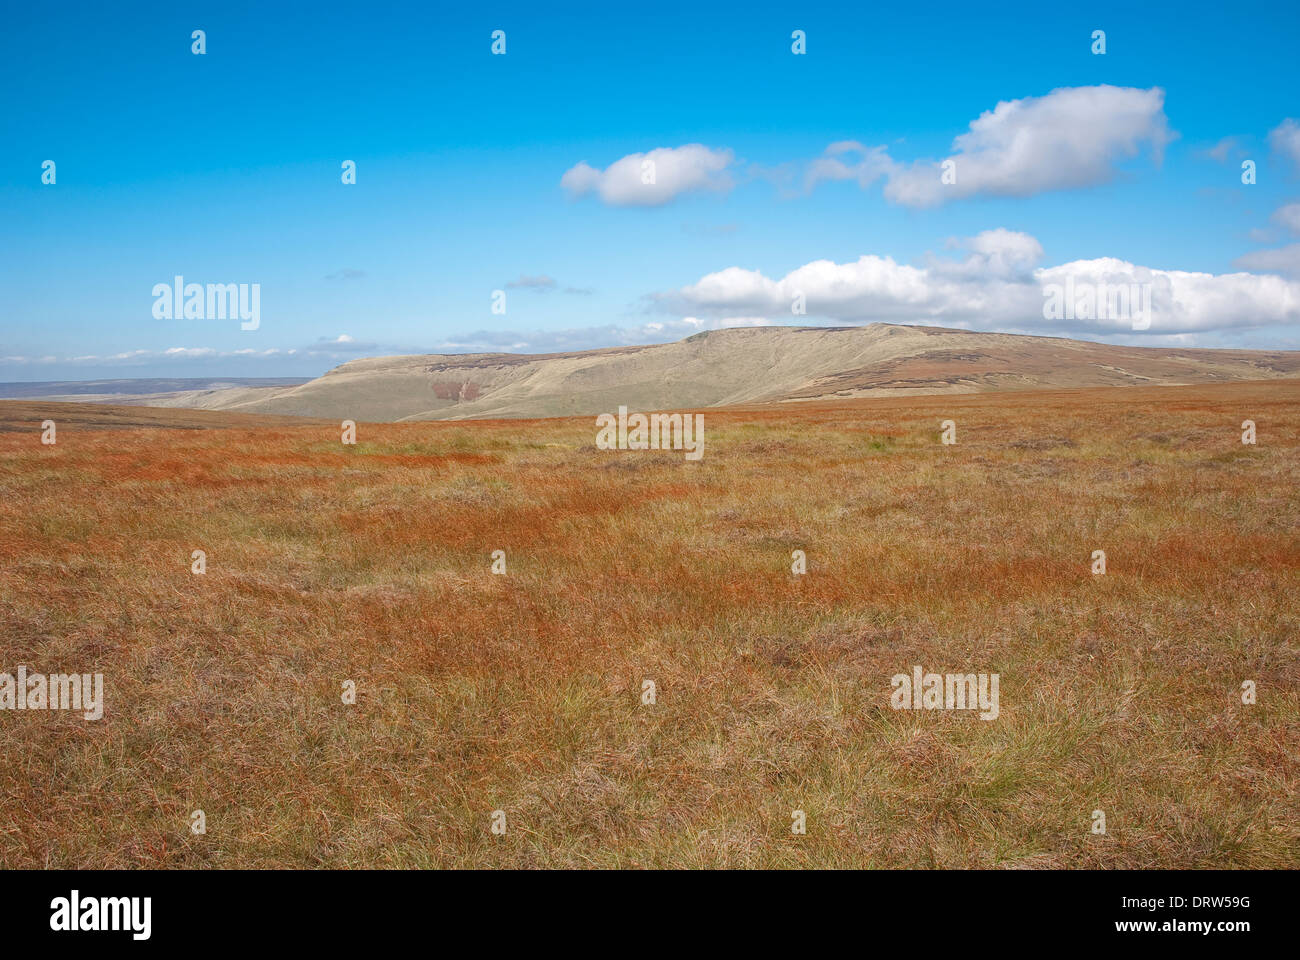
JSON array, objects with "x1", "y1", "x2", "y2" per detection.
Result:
[
  {"x1": 0, "y1": 400, "x2": 331, "y2": 432},
  {"x1": 109, "y1": 325, "x2": 1300, "y2": 423},
  {"x1": 0, "y1": 381, "x2": 1296, "y2": 867}
]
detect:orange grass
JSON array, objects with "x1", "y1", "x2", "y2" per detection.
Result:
[{"x1": 0, "y1": 382, "x2": 1297, "y2": 868}]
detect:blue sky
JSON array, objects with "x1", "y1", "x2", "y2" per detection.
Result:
[{"x1": 3, "y1": 0, "x2": 1299, "y2": 380}]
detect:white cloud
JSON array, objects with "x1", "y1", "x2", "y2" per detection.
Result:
[
  {"x1": 1268, "y1": 118, "x2": 1300, "y2": 172},
  {"x1": 664, "y1": 229, "x2": 1300, "y2": 336},
  {"x1": 1271, "y1": 202, "x2": 1300, "y2": 235},
  {"x1": 566, "y1": 89, "x2": 1171, "y2": 210},
  {"x1": 1037, "y1": 259, "x2": 1299, "y2": 333},
  {"x1": 1233, "y1": 243, "x2": 1300, "y2": 279},
  {"x1": 0, "y1": 347, "x2": 296, "y2": 367},
  {"x1": 561, "y1": 145, "x2": 735, "y2": 206},
  {"x1": 804, "y1": 141, "x2": 894, "y2": 191},
  {"x1": 808, "y1": 86, "x2": 1173, "y2": 208},
  {"x1": 1203, "y1": 137, "x2": 1241, "y2": 164},
  {"x1": 944, "y1": 228, "x2": 1045, "y2": 276}
]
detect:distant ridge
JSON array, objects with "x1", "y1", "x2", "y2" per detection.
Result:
[
  {"x1": 17, "y1": 325, "x2": 1300, "y2": 422},
  {"x1": 0, "y1": 377, "x2": 310, "y2": 399}
]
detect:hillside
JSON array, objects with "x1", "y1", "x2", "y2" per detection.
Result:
[{"x1": 44, "y1": 324, "x2": 1300, "y2": 421}]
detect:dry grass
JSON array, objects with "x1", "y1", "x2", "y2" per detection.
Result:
[{"x1": 0, "y1": 381, "x2": 1296, "y2": 868}]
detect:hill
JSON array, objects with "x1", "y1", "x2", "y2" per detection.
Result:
[{"x1": 25, "y1": 325, "x2": 1300, "y2": 422}]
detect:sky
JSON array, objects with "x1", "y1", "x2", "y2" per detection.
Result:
[{"x1": 3, "y1": 0, "x2": 1300, "y2": 381}]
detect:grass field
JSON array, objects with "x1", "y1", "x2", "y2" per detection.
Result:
[{"x1": 1, "y1": 381, "x2": 1296, "y2": 868}]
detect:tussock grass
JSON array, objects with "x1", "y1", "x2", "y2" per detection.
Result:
[{"x1": 0, "y1": 382, "x2": 1296, "y2": 868}]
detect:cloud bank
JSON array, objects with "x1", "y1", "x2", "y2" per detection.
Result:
[{"x1": 661, "y1": 229, "x2": 1300, "y2": 336}]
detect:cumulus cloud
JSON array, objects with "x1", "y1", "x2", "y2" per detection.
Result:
[
  {"x1": 804, "y1": 141, "x2": 895, "y2": 191},
  {"x1": 1202, "y1": 137, "x2": 1242, "y2": 164},
  {"x1": 1037, "y1": 259, "x2": 1299, "y2": 333},
  {"x1": 563, "y1": 89, "x2": 1171, "y2": 209},
  {"x1": 661, "y1": 229, "x2": 1300, "y2": 336},
  {"x1": 561, "y1": 144, "x2": 735, "y2": 206},
  {"x1": 1233, "y1": 200, "x2": 1300, "y2": 276},
  {"x1": 806, "y1": 86, "x2": 1173, "y2": 208},
  {"x1": 1268, "y1": 119, "x2": 1300, "y2": 172},
  {"x1": 1233, "y1": 243, "x2": 1300, "y2": 279},
  {"x1": 940, "y1": 228, "x2": 1045, "y2": 277},
  {"x1": 1271, "y1": 202, "x2": 1300, "y2": 234}
]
